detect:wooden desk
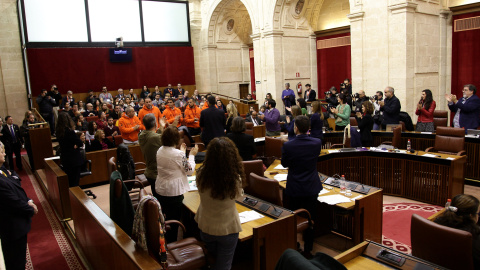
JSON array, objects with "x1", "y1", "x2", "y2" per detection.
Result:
[
  {"x1": 323, "y1": 130, "x2": 479, "y2": 182},
  {"x1": 265, "y1": 160, "x2": 383, "y2": 246},
  {"x1": 316, "y1": 149, "x2": 465, "y2": 205},
  {"x1": 335, "y1": 241, "x2": 443, "y2": 270}
]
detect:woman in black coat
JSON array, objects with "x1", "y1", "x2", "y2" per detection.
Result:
[
  {"x1": 226, "y1": 116, "x2": 256, "y2": 161},
  {"x1": 56, "y1": 112, "x2": 85, "y2": 187},
  {"x1": 355, "y1": 101, "x2": 374, "y2": 147}
]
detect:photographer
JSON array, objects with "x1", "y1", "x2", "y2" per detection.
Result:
[
  {"x1": 36, "y1": 89, "x2": 56, "y2": 136},
  {"x1": 325, "y1": 87, "x2": 338, "y2": 106},
  {"x1": 370, "y1": 91, "x2": 383, "y2": 130},
  {"x1": 340, "y1": 88, "x2": 353, "y2": 109},
  {"x1": 353, "y1": 90, "x2": 369, "y2": 113},
  {"x1": 340, "y1": 78, "x2": 352, "y2": 95}
]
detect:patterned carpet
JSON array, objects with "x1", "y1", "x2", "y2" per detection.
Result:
[
  {"x1": 17, "y1": 166, "x2": 85, "y2": 270},
  {"x1": 382, "y1": 203, "x2": 443, "y2": 254}
]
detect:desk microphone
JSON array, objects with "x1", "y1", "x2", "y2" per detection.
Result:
[{"x1": 409, "y1": 149, "x2": 415, "y2": 154}]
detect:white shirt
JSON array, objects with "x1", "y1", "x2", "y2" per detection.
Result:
[{"x1": 156, "y1": 146, "x2": 195, "y2": 196}]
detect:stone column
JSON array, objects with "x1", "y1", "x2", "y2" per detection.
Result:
[
  {"x1": 201, "y1": 45, "x2": 218, "y2": 93},
  {"x1": 438, "y1": 9, "x2": 452, "y2": 112},
  {"x1": 347, "y1": 11, "x2": 365, "y2": 94},
  {"x1": 309, "y1": 34, "x2": 318, "y2": 92},
  {"x1": 262, "y1": 30, "x2": 285, "y2": 112}
]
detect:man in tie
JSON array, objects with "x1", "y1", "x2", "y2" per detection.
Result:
[
  {"x1": 446, "y1": 84, "x2": 480, "y2": 133},
  {"x1": 245, "y1": 111, "x2": 263, "y2": 126},
  {"x1": 1, "y1": 116, "x2": 24, "y2": 171},
  {"x1": 303, "y1": 84, "x2": 317, "y2": 102},
  {"x1": 175, "y1": 94, "x2": 186, "y2": 109}
]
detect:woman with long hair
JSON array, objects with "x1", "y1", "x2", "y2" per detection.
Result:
[
  {"x1": 225, "y1": 103, "x2": 238, "y2": 134},
  {"x1": 195, "y1": 137, "x2": 245, "y2": 270},
  {"x1": 415, "y1": 89, "x2": 436, "y2": 132},
  {"x1": 226, "y1": 116, "x2": 256, "y2": 161},
  {"x1": 296, "y1": 98, "x2": 308, "y2": 115},
  {"x1": 156, "y1": 126, "x2": 198, "y2": 243},
  {"x1": 329, "y1": 93, "x2": 351, "y2": 131},
  {"x1": 355, "y1": 101, "x2": 375, "y2": 147},
  {"x1": 87, "y1": 129, "x2": 114, "y2": 152},
  {"x1": 434, "y1": 194, "x2": 480, "y2": 268},
  {"x1": 56, "y1": 112, "x2": 84, "y2": 187},
  {"x1": 101, "y1": 103, "x2": 110, "y2": 115},
  {"x1": 285, "y1": 105, "x2": 303, "y2": 140},
  {"x1": 310, "y1": 100, "x2": 324, "y2": 140},
  {"x1": 86, "y1": 121, "x2": 97, "y2": 142}
]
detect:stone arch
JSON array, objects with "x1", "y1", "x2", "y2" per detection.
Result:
[{"x1": 205, "y1": 0, "x2": 256, "y2": 45}]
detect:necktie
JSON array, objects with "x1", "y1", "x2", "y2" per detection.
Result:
[
  {"x1": 1, "y1": 170, "x2": 6, "y2": 177},
  {"x1": 10, "y1": 125, "x2": 16, "y2": 142},
  {"x1": 253, "y1": 118, "x2": 257, "y2": 126}
]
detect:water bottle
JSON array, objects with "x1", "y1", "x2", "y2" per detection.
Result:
[
  {"x1": 407, "y1": 139, "x2": 411, "y2": 151},
  {"x1": 340, "y1": 175, "x2": 346, "y2": 193},
  {"x1": 445, "y1": 199, "x2": 451, "y2": 209}
]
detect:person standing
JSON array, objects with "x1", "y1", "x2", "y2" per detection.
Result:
[
  {"x1": 0, "y1": 145, "x2": 38, "y2": 270},
  {"x1": 156, "y1": 126, "x2": 198, "y2": 243},
  {"x1": 380, "y1": 86, "x2": 401, "y2": 130},
  {"x1": 281, "y1": 115, "x2": 322, "y2": 257},
  {"x1": 260, "y1": 99, "x2": 281, "y2": 136},
  {"x1": 415, "y1": 89, "x2": 436, "y2": 132},
  {"x1": 309, "y1": 101, "x2": 324, "y2": 140},
  {"x1": 282, "y1": 83, "x2": 296, "y2": 115},
  {"x1": 195, "y1": 137, "x2": 244, "y2": 270},
  {"x1": 47, "y1": 84, "x2": 62, "y2": 128},
  {"x1": 20, "y1": 114, "x2": 43, "y2": 170},
  {"x1": 227, "y1": 117, "x2": 256, "y2": 161},
  {"x1": 329, "y1": 93, "x2": 351, "y2": 131},
  {"x1": 56, "y1": 112, "x2": 84, "y2": 187},
  {"x1": 446, "y1": 84, "x2": 480, "y2": 133},
  {"x1": 36, "y1": 89, "x2": 56, "y2": 136},
  {"x1": 303, "y1": 84, "x2": 316, "y2": 102},
  {"x1": 200, "y1": 95, "x2": 226, "y2": 146},
  {"x1": 355, "y1": 101, "x2": 374, "y2": 147},
  {"x1": 184, "y1": 98, "x2": 202, "y2": 136},
  {"x1": 118, "y1": 106, "x2": 144, "y2": 144},
  {"x1": 1, "y1": 116, "x2": 24, "y2": 171}
]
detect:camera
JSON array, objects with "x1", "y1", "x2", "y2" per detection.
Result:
[
  {"x1": 371, "y1": 95, "x2": 377, "y2": 101},
  {"x1": 325, "y1": 91, "x2": 331, "y2": 95},
  {"x1": 353, "y1": 93, "x2": 359, "y2": 99},
  {"x1": 53, "y1": 87, "x2": 58, "y2": 90},
  {"x1": 340, "y1": 83, "x2": 346, "y2": 88}
]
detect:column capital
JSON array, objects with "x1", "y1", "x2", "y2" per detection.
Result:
[
  {"x1": 202, "y1": 45, "x2": 217, "y2": 50},
  {"x1": 439, "y1": 9, "x2": 452, "y2": 19},
  {"x1": 263, "y1": 30, "x2": 284, "y2": 38},
  {"x1": 388, "y1": 2, "x2": 418, "y2": 14},
  {"x1": 250, "y1": 33, "x2": 261, "y2": 41},
  {"x1": 347, "y1": 12, "x2": 365, "y2": 23}
]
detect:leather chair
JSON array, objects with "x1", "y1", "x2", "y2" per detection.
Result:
[
  {"x1": 326, "y1": 118, "x2": 336, "y2": 131},
  {"x1": 86, "y1": 115, "x2": 99, "y2": 123},
  {"x1": 249, "y1": 173, "x2": 312, "y2": 248},
  {"x1": 242, "y1": 160, "x2": 264, "y2": 195},
  {"x1": 433, "y1": 110, "x2": 448, "y2": 130},
  {"x1": 143, "y1": 199, "x2": 206, "y2": 270},
  {"x1": 425, "y1": 126, "x2": 466, "y2": 155},
  {"x1": 245, "y1": 122, "x2": 254, "y2": 136},
  {"x1": 108, "y1": 157, "x2": 150, "y2": 188},
  {"x1": 382, "y1": 126, "x2": 401, "y2": 148},
  {"x1": 179, "y1": 130, "x2": 205, "y2": 152},
  {"x1": 265, "y1": 136, "x2": 283, "y2": 159},
  {"x1": 349, "y1": 117, "x2": 358, "y2": 127},
  {"x1": 411, "y1": 214, "x2": 473, "y2": 270}
]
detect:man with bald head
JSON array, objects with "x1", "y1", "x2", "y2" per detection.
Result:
[
  {"x1": 354, "y1": 90, "x2": 369, "y2": 113},
  {"x1": 118, "y1": 106, "x2": 144, "y2": 144},
  {"x1": 379, "y1": 86, "x2": 401, "y2": 130}
]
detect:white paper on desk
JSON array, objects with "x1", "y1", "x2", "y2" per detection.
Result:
[
  {"x1": 317, "y1": 194, "x2": 352, "y2": 205},
  {"x1": 273, "y1": 174, "x2": 288, "y2": 182},
  {"x1": 319, "y1": 189, "x2": 330, "y2": 195},
  {"x1": 397, "y1": 150, "x2": 407, "y2": 154},
  {"x1": 422, "y1": 154, "x2": 438, "y2": 158},
  {"x1": 188, "y1": 176, "x2": 198, "y2": 191},
  {"x1": 239, "y1": 210, "x2": 264, "y2": 224},
  {"x1": 328, "y1": 149, "x2": 339, "y2": 153},
  {"x1": 446, "y1": 157, "x2": 455, "y2": 160},
  {"x1": 274, "y1": 164, "x2": 287, "y2": 170},
  {"x1": 421, "y1": 132, "x2": 433, "y2": 134},
  {"x1": 254, "y1": 137, "x2": 265, "y2": 142}
]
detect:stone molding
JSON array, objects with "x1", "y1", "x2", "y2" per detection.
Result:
[
  {"x1": 202, "y1": 44, "x2": 218, "y2": 50},
  {"x1": 250, "y1": 33, "x2": 261, "y2": 41},
  {"x1": 263, "y1": 30, "x2": 284, "y2": 38},
  {"x1": 347, "y1": 12, "x2": 365, "y2": 23},
  {"x1": 439, "y1": 9, "x2": 452, "y2": 19},
  {"x1": 388, "y1": 2, "x2": 418, "y2": 14}
]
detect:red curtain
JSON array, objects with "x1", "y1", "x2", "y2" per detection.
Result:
[
  {"x1": 249, "y1": 48, "x2": 256, "y2": 99},
  {"x1": 451, "y1": 11, "x2": 480, "y2": 99},
  {"x1": 27, "y1": 46, "x2": 195, "y2": 96},
  {"x1": 316, "y1": 33, "x2": 351, "y2": 99}
]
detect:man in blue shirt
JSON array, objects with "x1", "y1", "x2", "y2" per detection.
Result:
[
  {"x1": 282, "y1": 83, "x2": 296, "y2": 115},
  {"x1": 447, "y1": 84, "x2": 480, "y2": 133},
  {"x1": 281, "y1": 115, "x2": 322, "y2": 256}
]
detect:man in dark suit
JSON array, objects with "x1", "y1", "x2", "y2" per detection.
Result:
[
  {"x1": 200, "y1": 95, "x2": 226, "y2": 146},
  {"x1": 303, "y1": 84, "x2": 316, "y2": 102},
  {"x1": 281, "y1": 115, "x2": 322, "y2": 256},
  {"x1": 245, "y1": 111, "x2": 263, "y2": 126},
  {"x1": 380, "y1": 86, "x2": 401, "y2": 130},
  {"x1": 0, "y1": 147, "x2": 38, "y2": 270},
  {"x1": 447, "y1": 84, "x2": 480, "y2": 133},
  {"x1": 61, "y1": 90, "x2": 75, "y2": 109},
  {"x1": 1, "y1": 116, "x2": 24, "y2": 171}
]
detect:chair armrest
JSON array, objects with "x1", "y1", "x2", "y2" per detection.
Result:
[
  {"x1": 123, "y1": 179, "x2": 144, "y2": 189},
  {"x1": 165, "y1": 220, "x2": 186, "y2": 233},
  {"x1": 293, "y1": 208, "x2": 312, "y2": 221},
  {"x1": 457, "y1": 150, "x2": 466, "y2": 156},
  {"x1": 425, "y1": 147, "x2": 434, "y2": 153}
]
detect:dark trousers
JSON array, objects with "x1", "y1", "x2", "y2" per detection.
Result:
[
  {"x1": 200, "y1": 231, "x2": 238, "y2": 270},
  {"x1": 6, "y1": 142, "x2": 22, "y2": 171},
  {"x1": 1, "y1": 234, "x2": 28, "y2": 270},
  {"x1": 25, "y1": 142, "x2": 34, "y2": 170},
  {"x1": 187, "y1": 127, "x2": 201, "y2": 136},
  {"x1": 335, "y1": 125, "x2": 346, "y2": 131},
  {"x1": 63, "y1": 164, "x2": 81, "y2": 187},
  {"x1": 285, "y1": 194, "x2": 318, "y2": 253},
  {"x1": 146, "y1": 176, "x2": 160, "y2": 200},
  {"x1": 157, "y1": 194, "x2": 184, "y2": 243}
]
